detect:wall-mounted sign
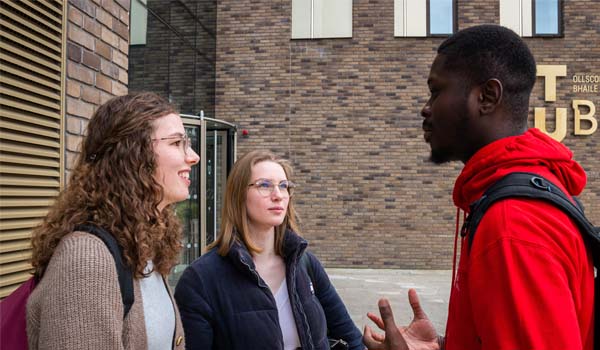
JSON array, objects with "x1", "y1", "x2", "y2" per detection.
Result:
[{"x1": 534, "y1": 65, "x2": 598, "y2": 141}]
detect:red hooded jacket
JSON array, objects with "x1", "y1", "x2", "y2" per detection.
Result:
[{"x1": 445, "y1": 128, "x2": 594, "y2": 350}]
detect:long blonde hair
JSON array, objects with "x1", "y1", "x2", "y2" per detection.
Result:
[{"x1": 210, "y1": 150, "x2": 301, "y2": 256}]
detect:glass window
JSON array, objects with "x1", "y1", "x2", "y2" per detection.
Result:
[
  {"x1": 500, "y1": 0, "x2": 562, "y2": 37},
  {"x1": 534, "y1": 0, "x2": 560, "y2": 35},
  {"x1": 429, "y1": 0, "x2": 454, "y2": 35},
  {"x1": 395, "y1": 0, "x2": 455, "y2": 37},
  {"x1": 130, "y1": 0, "x2": 147, "y2": 45},
  {"x1": 128, "y1": 0, "x2": 216, "y2": 115}
]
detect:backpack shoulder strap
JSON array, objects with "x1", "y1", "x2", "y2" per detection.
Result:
[
  {"x1": 463, "y1": 172, "x2": 600, "y2": 344},
  {"x1": 74, "y1": 224, "x2": 134, "y2": 318},
  {"x1": 463, "y1": 172, "x2": 600, "y2": 261}
]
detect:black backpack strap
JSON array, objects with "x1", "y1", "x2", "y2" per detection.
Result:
[
  {"x1": 462, "y1": 172, "x2": 600, "y2": 345},
  {"x1": 462, "y1": 172, "x2": 600, "y2": 259},
  {"x1": 74, "y1": 224, "x2": 134, "y2": 318}
]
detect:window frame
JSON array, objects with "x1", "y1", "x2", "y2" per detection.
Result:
[
  {"x1": 532, "y1": 0, "x2": 563, "y2": 37},
  {"x1": 426, "y1": 0, "x2": 457, "y2": 37},
  {"x1": 394, "y1": 0, "x2": 457, "y2": 38}
]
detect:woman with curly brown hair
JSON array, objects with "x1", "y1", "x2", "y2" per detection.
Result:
[{"x1": 26, "y1": 92, "x2": 199, "y2": 350}]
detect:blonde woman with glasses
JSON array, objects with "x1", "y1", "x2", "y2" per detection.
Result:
[{"x1": 175, "y1": 150, "x2": 363, "y2": 350}]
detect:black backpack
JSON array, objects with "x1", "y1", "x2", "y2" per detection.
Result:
[{"x1": 461, "y1": 172, "x2": 600, "y2": 345}]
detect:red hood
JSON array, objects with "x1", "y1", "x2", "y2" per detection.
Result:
[{"x1": 453, "y1": 128, "x2": 587, "y2": 211}]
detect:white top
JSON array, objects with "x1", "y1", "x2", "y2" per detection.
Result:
[
  {"x1": 275, "y1": 279, "x2": 301, "y2": 350},
  {"x1": 139, "y1": 260, "x2": 176, "y2": 350}
]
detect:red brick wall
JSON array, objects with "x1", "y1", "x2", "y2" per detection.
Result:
[
  {"x1": 65, "y1": 0, "x2": 130, "y2": 175},
  {"x1": 216, "y1": 0, "x2": 600, "y2": 268}
]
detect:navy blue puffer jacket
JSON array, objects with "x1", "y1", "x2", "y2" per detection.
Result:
[{"x1": 174, "y1": 230, "x2": 363, "y2": 350}]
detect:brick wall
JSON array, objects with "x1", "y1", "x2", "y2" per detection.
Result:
[
  {"x1": 525, "y1": 0, "x2": 600, "y2": 230},
  {"x1": 216, "y1": 0, "x2": 600, "y2": 268},
  {"x1": 65, "y1": 0, "x2": 130, "y2": 176}
]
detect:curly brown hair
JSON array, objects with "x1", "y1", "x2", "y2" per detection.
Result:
[
  {"x1": 31, "y1": 92, "x2": 183, "y2": 278},
  {"x1": 209, "y1": 150, "x2": 301, "y2": 257}
]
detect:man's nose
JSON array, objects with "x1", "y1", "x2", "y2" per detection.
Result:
[{"x1": 421, "y1": 103, "x2": 431, "y2": 118}]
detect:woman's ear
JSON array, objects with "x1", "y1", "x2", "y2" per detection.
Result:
[{"x1": 479, "y1": 78, "x2": 503, "y2": 115}]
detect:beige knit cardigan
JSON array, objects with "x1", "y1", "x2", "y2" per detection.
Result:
[{"x1": 26, "y1": 232, "x2": 185, "y2": 350}]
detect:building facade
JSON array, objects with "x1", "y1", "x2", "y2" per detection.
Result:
[
  {"x1": 218, "y1": 0, "x2": 599, "y2": 268},
  {"x1": 1, "y1": 0, "x2": 598, "y2": 296}
]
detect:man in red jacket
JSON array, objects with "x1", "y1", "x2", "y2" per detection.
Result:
[{"x1": 363, "y1": 25, "x2": 594, "y2": 350}]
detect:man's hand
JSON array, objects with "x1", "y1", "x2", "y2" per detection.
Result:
[{"x1": 363, "y1": 289, "x2": 440, "y2": 350}]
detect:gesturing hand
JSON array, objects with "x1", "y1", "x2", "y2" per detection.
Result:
[{"x1": 363, "y1": 289, "x2": 440, "y2": 350}]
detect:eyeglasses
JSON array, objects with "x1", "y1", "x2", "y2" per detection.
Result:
[
  {"x1": 152, "y1": 134, "x2": 192, "y2": 156},
  {"x1": 248, "y1": 179, "x2": 296, "y2": 197}
]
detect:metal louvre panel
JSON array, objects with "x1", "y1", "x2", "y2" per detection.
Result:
[
  {"x1": 2, "y1": 53, "x2": 62, "y2": 84},
  {"x1": 1, "y1": 129, "x2": 61, "y2": 148},
  {"x1": 1, "y1": 1, "x2": 62, "y2": 33},
  {"x1": 1, "y1": 74, "x2": 61, "y2": 101},
  {"x1": 0, "y1": 142, "x2": 60, "y2": 159},
  {"x1": 2, "y1": 108, "x2": 61, "y2": 128},
  {"x1": 1, "y1": 34, "x2": 61, "y2": 68},
  {"x1": 2, "y1": 98, "x2": 61, "y2": 119},
  {"x1": 0, "y1": 208, "x2": 52, "y2": 220},
  {"x1": 0, "y1": 118, "x2": 58, "y2": 139},
  {"x1": 0, "y1": 41, "x2": 61, "y2": 73},
  {"x1": 0, "y1": 18, "x2": 61, "y2": 54},
  {"x1": 0, "y1": 153, "x2": 60, "y2": 168},
  {"x1": 0, "y1": 0, "x2": 64, "y2": 298}
]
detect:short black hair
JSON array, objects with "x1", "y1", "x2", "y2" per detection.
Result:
[{"x1": 438, "y1": 25, "x2": 536, "y2": 125}]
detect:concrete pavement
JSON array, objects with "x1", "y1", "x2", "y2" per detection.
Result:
[{"x1": 325, "y1": 268, "x2": 452, "y2": 334}]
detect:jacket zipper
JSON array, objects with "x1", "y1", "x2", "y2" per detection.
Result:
[{"x1": 239, "y1": 258, "x2": 287, "y2": 347}]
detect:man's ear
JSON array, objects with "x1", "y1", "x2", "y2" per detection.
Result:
[{"x1": 478, "y1": 79, "x2": 503, "y2": 115}]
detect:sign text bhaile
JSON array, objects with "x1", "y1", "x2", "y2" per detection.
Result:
[
  {"x1": 534, "y1": 65, "x2": 598, "y2": 142},
  {"x1": 572, "y1": 74, "x2": 599, "y2": 93}
]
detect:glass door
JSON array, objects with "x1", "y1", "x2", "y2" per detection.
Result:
[
  {"x1": 205, "y1": 129, "x2": 230, "y2": 246},
  {"x1": 169, "y1": 115, "x2": 236, "y2": 288},
  {"x1": 169, "y1": 124, "x2": 201, "y2": 287}
]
